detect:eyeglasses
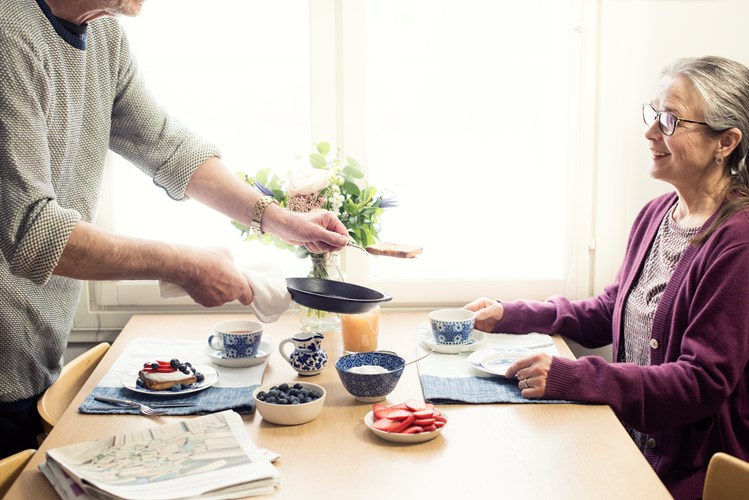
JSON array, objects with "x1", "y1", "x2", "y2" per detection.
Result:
[{"x1": 642, "y1": 104, "x2": 710, "y2": 136}]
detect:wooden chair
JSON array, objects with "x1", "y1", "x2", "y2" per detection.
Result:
[
  {"x1": 0, "y1": 448, "x2": 35, "y2": 498},
  {"x1": 37, "y1": 342, "x2": 111, "y2": 437},
  {"x1": 703, "y1": 452, "x2": 749, "y2": 500}
]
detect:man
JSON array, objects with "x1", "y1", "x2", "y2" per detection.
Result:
[{"x1": 0, "y1": 0, "x2": 349, "y2": 456}]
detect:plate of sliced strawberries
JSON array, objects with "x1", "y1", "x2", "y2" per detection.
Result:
[{"x1": 365, "y1": 399, "x2": 447, "y2": 443}]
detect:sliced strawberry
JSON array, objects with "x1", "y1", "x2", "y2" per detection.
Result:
[
  {"x1": 373, "y1": 405, "x2": 403, "y2": 421},
  {"x1": 402, "y1": 426, "x2": 424, "y2": 434},
  {"x1": 413, "y1": 418, "x2": 436, "y2": 427},
  {"x1": 372, "y1": 418, "x2": 402, "y2": 432},
  {"x1": 391, "y1": 415, "x2": 415, "y2": 433},
  {"x1": 143, "y1": 366, "x2": 176, "y2": 373},
  {"x1": 405, "y1": 399, "x2": 427, "y2": 411},
  {"x1": 433, "y1": 420, "x2": 446, "y2": 428},
  {"x1": 412, "y1": 409, "x2": 435, "y2": 419},
  {"x1": 386, "y1": 409, "x2": 415, "y2": 421},
  {"x1": 422, "y1": 424, "x2": 437, "y2": 432}
]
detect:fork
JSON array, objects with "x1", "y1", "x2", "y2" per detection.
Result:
[
  {"x1": 136, "y1": 404, "x2": 166, "y2": 416},
  {"x1": 94, "y1": 396, "x2": 193, "y2": 416}
]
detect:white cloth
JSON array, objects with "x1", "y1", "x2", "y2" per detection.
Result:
[{"x1": 159, "y1": 263, "x2": 291, "y2": 323}]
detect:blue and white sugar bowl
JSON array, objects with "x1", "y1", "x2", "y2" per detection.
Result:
[{"x1": 279, "y1": 332, "x2": 328, "y2": 376}]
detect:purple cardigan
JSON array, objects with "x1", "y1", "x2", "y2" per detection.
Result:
[{"x1": 500, "y1": 192, "x2": 749, "y2": 499}]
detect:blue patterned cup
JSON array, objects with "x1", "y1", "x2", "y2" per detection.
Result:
[
  {"x1": 208, "y1": 320, "x2": 263, "y2": 358},
  {"x1": 428, "y1": 309, "x2": 476, "y2": 345}
]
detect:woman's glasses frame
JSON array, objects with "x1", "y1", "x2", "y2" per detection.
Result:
[{"x1": 642, "y1": 103, "x2": 710, "y2": 136}]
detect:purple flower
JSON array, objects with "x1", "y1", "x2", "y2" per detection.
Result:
[
  {"x1": 254, "y1": 181, "x2": 274, "y2": 197},
  {"x1": 378, "y1": 195, "x2": 399, "y2": 209}
]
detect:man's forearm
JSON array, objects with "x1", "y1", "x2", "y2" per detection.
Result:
[{"x1": 53, "y1": 220, "x2": 186, "y2": 282}]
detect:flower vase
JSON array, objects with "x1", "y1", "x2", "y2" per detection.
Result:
[{"x1": 298, "y1": 253, "x2": 343, "y2": 333}]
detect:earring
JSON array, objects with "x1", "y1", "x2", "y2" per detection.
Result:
[{"x1": 716, "y1": 156, "x2": 724, "y2": 165}]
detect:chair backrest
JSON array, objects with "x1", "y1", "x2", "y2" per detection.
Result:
[
  {"x1": 36, "y1": 342, "x2": 111, "y2": 435},
  {"x1": 0, "y1": 448, "x2": 35, "y2": 498},
  {"x1": 703, "y1": 452, "x2": 749, "y2": 500}
]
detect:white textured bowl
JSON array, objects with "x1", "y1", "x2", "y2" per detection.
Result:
[{"x1": 252, "y1": 381, "x2": 326, "y2": 425}]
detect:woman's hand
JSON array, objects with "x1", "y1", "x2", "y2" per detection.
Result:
[
  {"x1": 504, "y1": 353, "x2": 552, "y2": 399},
  {"x1": 463, "y1": 297, "x2": 504, "y2": 332}
]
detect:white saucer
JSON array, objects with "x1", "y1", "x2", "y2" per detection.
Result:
[
  {"x1": 418, "y1": 328, "x2": 486, "y2": 354},
  {"x1": 204, "y1": 340, "x2": 273, "y2": 368}
]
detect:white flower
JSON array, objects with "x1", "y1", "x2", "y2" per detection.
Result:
[{"x1": 287, "y1": 169, "x2": 332, "y2": 197}]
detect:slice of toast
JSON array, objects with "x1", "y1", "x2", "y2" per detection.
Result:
[{"x1": 365, "y1": 242, "x2": 423, "y2": 258}]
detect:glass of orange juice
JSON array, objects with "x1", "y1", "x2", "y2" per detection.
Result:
[{"x1": 340, "y1": 306, "x2": 381, "y2": 353}]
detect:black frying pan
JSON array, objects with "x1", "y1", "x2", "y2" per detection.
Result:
[{"x1": 286, "y1": 277, "x2": 392, "y2": 314}]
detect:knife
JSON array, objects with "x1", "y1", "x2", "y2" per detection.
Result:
[{"x1": 94, "y1": 396, "x2": 197, "y2": 408}]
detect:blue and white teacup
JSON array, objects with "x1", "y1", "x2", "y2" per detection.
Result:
[
  {"x1": 208, "y1": 320, "x2": 263, "y2": 358},
  {"x1": 428, "y1": 309, "x2": 476, "y2": 345}
]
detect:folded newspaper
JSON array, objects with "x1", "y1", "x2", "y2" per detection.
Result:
[{"x1": 40, "y1": 410, "x2": 280, "y2": 500}]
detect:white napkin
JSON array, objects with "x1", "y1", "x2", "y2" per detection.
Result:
[{"x1": 159, "y1": 262, "x2": 291, "y2": 323}]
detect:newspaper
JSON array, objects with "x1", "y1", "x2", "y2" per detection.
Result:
[{"x1": 40, "y1": 410, "x2": 279, "y2": 500}]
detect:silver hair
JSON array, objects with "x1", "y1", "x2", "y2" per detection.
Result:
[{"x1": 662, "y1": 55, "x2": 749, "y2": 187}]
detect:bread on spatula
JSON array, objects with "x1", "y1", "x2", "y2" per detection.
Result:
[{"x1": 365, "y1": 242, "x2": 423, "y2": 258}]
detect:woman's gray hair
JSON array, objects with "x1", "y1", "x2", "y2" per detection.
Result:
[{"x1": 662, "y1": 56, "x2": 749, "y2": 187}]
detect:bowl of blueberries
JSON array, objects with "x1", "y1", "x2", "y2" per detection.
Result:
[{"x1": 252, "y1": 381, "x2": 326, "y2": 425}]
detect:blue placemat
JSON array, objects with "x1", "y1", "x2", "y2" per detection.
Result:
[
  {"x1": 420, "y1": 375, "x2": 570, "y2": 404},
  {"x1": 77, "y1": 338, "x2": 267, "y2": 416},
  {"x1": 79, "y1": 385, "x2": 257, "y2": 415},
  {"x1": 416, "y1": 328, "x2": 573, "y2": 404}
]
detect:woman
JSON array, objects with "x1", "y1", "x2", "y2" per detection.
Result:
[{"x1": 465, "y1": 55, "x2": 749, "y2": 499}]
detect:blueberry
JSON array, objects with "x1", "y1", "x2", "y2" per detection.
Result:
[
  {"x1": 293, "y1": 383, "x2": 303, "y2": 390},
  {"x1": 170, "y1": 358, "x2": 180, "y2": 369},
  {"x1": 196, "y1": 372, "x2": 205, "y2": 382},
  {"x1": 257, "y1": 391, "x2": 267, "y2": 400},
  {"x1": 170, "y1": 384, "x2": 182, "y2": 392},
  {"x1": 279, "y1": 383, "x2": 289, "y2": 392},
  {"x1": 180, "y1": 366, "x2": 190, "y2": 374},
  {"x1": 136, "y1": 378, "x2": 145, "y2": 387},
  {"x1": 289, "y1": 396, "x2": 300, "y2": 404},
  {"x1": 181, "y1": 383, "x2": 191, "y2": 390},
  {"x1": 265, "y1": 396, "x2": 277, "y2": 404},
  {"x1": 151, "y1": 362, "x2": 159, "y2": 370},
  {"x1": 268, "y1": 389, "x2": 280, "y2": 397}
]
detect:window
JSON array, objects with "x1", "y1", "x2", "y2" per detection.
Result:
[{"x1": 95, "y1": 0, "x2": 592, "y2": 312}]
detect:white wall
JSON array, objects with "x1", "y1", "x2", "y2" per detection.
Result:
[
  {"x1": 565, "y1": 0, "x2": 749, "y2": 360},
  {"x1": 593, "y1": 0, "x2": 749, "y2": 293}
]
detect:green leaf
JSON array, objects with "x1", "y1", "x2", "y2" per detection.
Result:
[
  {"x1": 342, "y1": 165, "x2": 364, "y2": 179},
  {"x1": 340, "y1": 180, "x2": 360, "y2": 197},
  {"x1": 346, "y1": 156, "x2": 360, "y2": 169},
  {"x1": 309, "y1": 153, "x2": 327, "y2": 168},
  {"x1": 317, "y1": 142, "x2": 331, "y2": 156}
]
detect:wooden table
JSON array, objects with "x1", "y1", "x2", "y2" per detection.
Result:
[{"x1": 7, "y1": 311, "x2": 671, "y2": 499}]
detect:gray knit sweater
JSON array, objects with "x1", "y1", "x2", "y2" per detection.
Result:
[{"x1": 0, "y1": 0, "x2": 220, "y2": 402}]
